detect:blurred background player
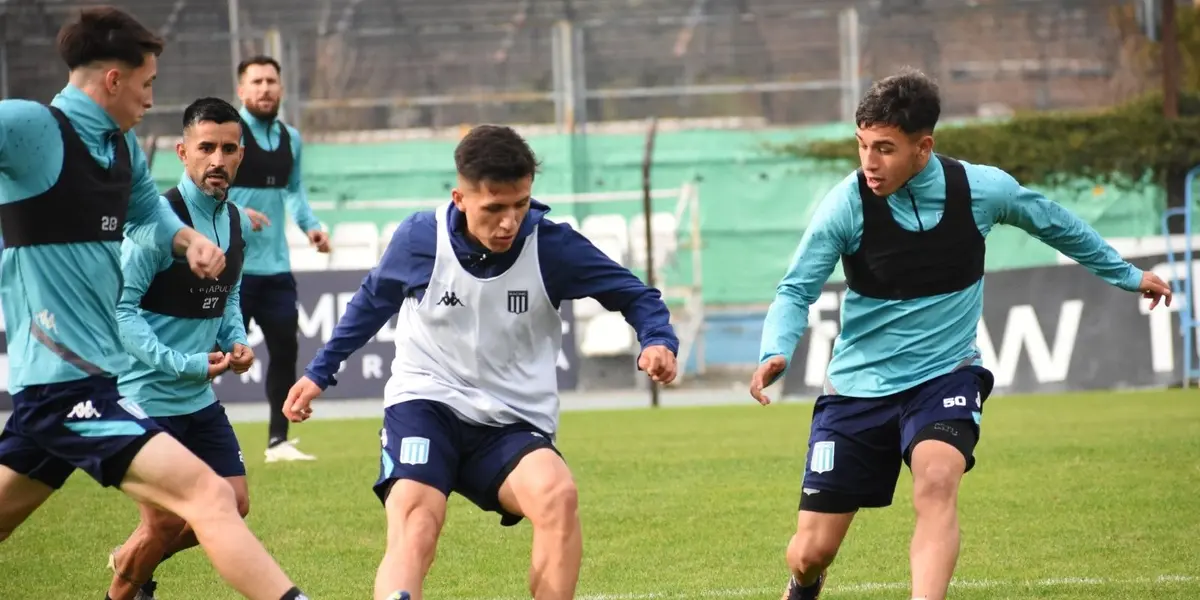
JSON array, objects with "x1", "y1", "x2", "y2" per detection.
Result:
[
  {"x1": 749, "y1": 68, "x2": 1173, "y2": 600},
  {"x1": 0, "y1": 7, "x2": 309, "y2": 600},
  {"x1": 228, "y1": 55, "x2": 329, "y2": 463},
  {"x1": 108, "y1": 96, "x2": 257, "y2": 600},
  {"x1": 281, "y1": 124, "x2": 680, "y2": 600}
]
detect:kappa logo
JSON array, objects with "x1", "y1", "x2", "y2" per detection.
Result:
[
  {"x1": 398, "y1": 436, "x2": 430, "y2": 465},
  {"x1": 437, "y1": 291, "x2": 464, "y2": 307},
  {"x1": 810, "y1": 441, "x2": 835, "y2": 474},
  {"x1": 67, "y1": 400, "x2": 101, "y2": 419},
  {"x1": 36, "y1": 309, "x2": 56, "y2": 332}
]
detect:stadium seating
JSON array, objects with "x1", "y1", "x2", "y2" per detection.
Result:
[
  {"x1": 580, "y1": 214, "x2": 630, "y2": 265},
  {"x1": 329, "y1": 221, "x2": 382, "y2": 269},
  {"x1": 628, "y1": 212, "x2": 679, "y2": 271},
  {"x1": 286, "y1": 224, "x2": 330, "y2": 272}
]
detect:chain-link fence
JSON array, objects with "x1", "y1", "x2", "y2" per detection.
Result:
[{"x1": 0, "y1": 0, "x2": 1149, "y2": 137}]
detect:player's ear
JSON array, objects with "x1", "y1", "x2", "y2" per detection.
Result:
[
  {"x1": 918, "y1": 134, "x2": 935, "y2": 156},
  {"x1": 104, "y1": 66, "x2": 122, "y2": 95},
  {"x1": 175, "y1": 140, "x2": 186, "y2": 162},
  {"x1": 451, "y1": 188, "x2": 465, "y2": 210}
]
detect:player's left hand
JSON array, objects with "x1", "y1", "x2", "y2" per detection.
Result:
[
  {"x1": 229, "y1": 343, "x2": 254, "y2": 374},
  {"x1": 637, "y1": 345, "x2": 677, "y2": 385},
  {"x1": 1139, "y1": 271, "x2": 1173, "y2": 310},
  {"x1": 308, "y1": 229, "x2": 332, "y2": 254},
  {"x1": 186, "y1": 236, "x2": 226, "y2": 280}
]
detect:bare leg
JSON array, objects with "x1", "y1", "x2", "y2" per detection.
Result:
[
  {"x1": 109, "y1": 475, "x2": 251, "y2": 599},
  {"x1": 496, "y1": 449, "x2": 583, "y2": 600},
  {"x1": 107, "y1": 504, "x2": 185, "y2": 600},
  {"x1": 119, "y1": 433, "x2": 298, "y2": 600},
  {"x1": 0, "y1": 465, "x2": 55, "y2": 543},
  {"x1": 909, "y1": 440, "x2": 967, "y2": 600},
  {"x1": 786, "y1": 510, "x2": 856, "y2": 586},
  {"x1": 373, "y1": 480, "x2": 447, "y2": 600}
]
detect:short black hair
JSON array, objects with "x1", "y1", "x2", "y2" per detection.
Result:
[
  {"x1": 237, "y1": 55, "x2": 281, "y2": 79},
  {"x1": 454, "y1": 125, "x2": 541, "y2": 184},
  {"x1": 182, "y1": 97, "x2": 242, "y2": 131},
  {"x1": 855, "y1": 67, "x2": 941, "y2": 135},
  {"x1": 56, "y1": 6, "x2": 164, "y2": 70}
]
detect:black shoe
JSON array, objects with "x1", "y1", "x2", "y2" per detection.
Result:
[{"x1": 781, "y1": 571, "x2": 826, "y2": 600}]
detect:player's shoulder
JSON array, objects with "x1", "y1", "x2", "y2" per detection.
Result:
[
  {"x1": 0, "y1": 98, "x2": 51, "y2": 120},
  {"x1": 388, "y1": 209, "x2": 438, "y2": 254},
  {"x1": 954, "y1": 158, "x2": 1021, "y2": 201},
  {"x1": 805, "y1": 170, "x2": 861, "y2": 231},
  {"x1": 282, "y1": 121, "x2": 303, "y2": 142},
  {"x1": 0, "y1": 99, "x2": 57, "y2": 135}
]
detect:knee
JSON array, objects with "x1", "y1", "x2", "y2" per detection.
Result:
[
  {"x1": 388, "y1": 502, "x2": 443, "y2": 556},
  {"x1": 912, "y1": 463, "x2": 963, "y2": 512},
  {"x1": 527, "y1": 477, "x2": 580, "y2": 530},
  {"x1": 786, "y1": 532, "x2": 838, "y2": 575},
  {"x1": 178, "y1": 472, "x2": 240, "y2": 523}
]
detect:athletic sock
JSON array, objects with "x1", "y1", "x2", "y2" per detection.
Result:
[{"x1": 280, "y1": 587, "x2": 309, "y2": 600}]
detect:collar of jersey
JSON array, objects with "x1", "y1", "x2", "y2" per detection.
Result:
[
  {"x1": 177, "y1": 172, "x2": 228, "y2": 218},
  {"x1": 50, "y1": 84, "x2": 122, "y2": 149}
]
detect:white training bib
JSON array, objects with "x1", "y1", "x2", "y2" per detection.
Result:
[{"x1": 383, "y1": 203, "x2": 564, "y2": 434}]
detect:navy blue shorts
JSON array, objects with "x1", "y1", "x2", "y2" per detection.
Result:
[
  {"x1": 240, "y1": 273, "x2": 299, "y2": 326},
  {"x1": 0, "y1": 376, "x2": 162, "y2": 489},
  {"x1": 153, "y1": 403, "x2": 245, "y2": 478},
  {"x1": 374, "y1": 400, "x2": 561, "y2": 527},
  {"x1": 800, "y1": 366, "x2": 995, "y2": 512}
]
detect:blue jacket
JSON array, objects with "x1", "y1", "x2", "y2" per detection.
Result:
[
  {"x1": 228, "y1": 107, "x2": 321, "y2": 276},
  {"x1": 116, "y1": 174, "x2": 251, "y2": 417},
  {"x1": 760, "y1": 157, "x2": 1143, "y2": 397},
  {"x1": 304, "y1": 200, "x2": 679, "y2": 389},
  {"x1": 0, "y1": 85, "x2": 187, "y2": 393}
]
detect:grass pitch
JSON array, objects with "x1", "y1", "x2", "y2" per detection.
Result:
[{"x1": 1, "y1": 389, "x2": 1198, "y2": 599}]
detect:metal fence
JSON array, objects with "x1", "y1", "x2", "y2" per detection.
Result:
[{"x1": 0, "y1": 0, "x2": 1144, "y2": 137}]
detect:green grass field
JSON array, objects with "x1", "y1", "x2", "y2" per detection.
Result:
[{"x1": 2, "y1": 389, "x2": 1199, "y2": 599}]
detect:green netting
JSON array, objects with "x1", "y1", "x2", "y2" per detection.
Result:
[{"x1": 150, "y1": 124, "x2": 1180, "y2": 306}]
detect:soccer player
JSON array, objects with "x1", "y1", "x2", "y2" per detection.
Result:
[
  {"x1": 106, "y1": 97, "x2": 256, "y2": 600},
  {"x1": 749, "y1": 68, "x2": 1173, "y2": 600},
  {"x1": 281, "y1": 124, "x2": 680, "y2": 600},
  {"x1": 0, "y1": 8, "x2": 309, "y2": 600},
  {"x1": 228, "y1": 55, "x2": 328, "y2": 464}
]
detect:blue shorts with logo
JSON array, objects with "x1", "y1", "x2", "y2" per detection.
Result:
[
  {"x1": 800, "y1": 366, "x2": 994, "y2": 512},
  {"x1": 375, "y1": 399, "x2": 560, "y2": 526},
  {"x1": 0, "y1": 375, "x2": 162, "y2": 489},
  {"x1": 153, "y1": 402, "x2": 245, "y2": 478}
]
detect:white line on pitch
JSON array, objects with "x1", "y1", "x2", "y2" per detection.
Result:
[{"x1": 453, "y1": 573, "x2": 1198, "y2": 600}]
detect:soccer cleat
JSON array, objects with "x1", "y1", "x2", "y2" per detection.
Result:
[
  {"x1": 781, "y1": 571, "x2": 826, "y2": 600},
  {"x1": 264, "y1": 438, "x2": 317, "y2": 462},
  {"x1": 385, "y1": 592, "x2": 411, "y2": 600}
]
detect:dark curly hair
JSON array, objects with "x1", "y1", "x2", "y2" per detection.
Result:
[
  {"x1": 855, "y1": 67, "x2": 941, "y2": 135},
  {"x1": 454, "y1": 125, "x2": 542, "y2": 185}
]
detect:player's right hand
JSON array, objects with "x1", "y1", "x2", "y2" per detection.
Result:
[
  {"x1": 749, "y1": 356, "x2": 788, "y2": 406},
  {"x1": 283, "y1": 376, "x2": 322, "y2": 423},
  {"x1": 186, "y1": 235, "x2": 227, "y2": 280},
  {"x1": 207, "y1": 351, "x2": 231, "y2": 379}
]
